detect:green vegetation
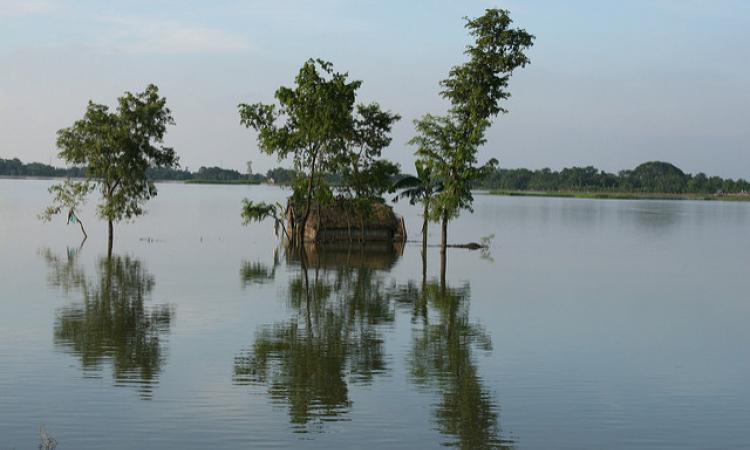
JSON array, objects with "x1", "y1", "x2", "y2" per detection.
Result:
[
  {"x1": 477, "y1": 161, "x2": 750, "y2": 197},
  {"x1": 393, "y1": 160, "x2": 442, "y2": 254},
  {"x1": 185, "y1": 179, "x2": 261, "y2": 185},
  {"x1": 2, "y1": 157, "x2": 269, "y2": 184},
  {"x1": 38, "y1": 178, "x2": 93, "y2": 239},
  {"x1": 239, "y1": 58, "x2": 400, "y2": 243},
  {"x1": 489, "y1": 190, "x2": 750, "y2": 201},
  {"x1": 409, "y1": 9, "x2": 534, "y2": 255},
  {"x1": 52, "y1": 84, "x2": 178, "y2": 255},
  {"x1": 0, "y1": 157, "x2": 85, "y2": 178}
]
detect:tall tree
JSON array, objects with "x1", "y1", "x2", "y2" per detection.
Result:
[
  {"x1": 410, "y1": 9, "x2": 534, "y2": 255},
  {"x1": 239, "y1": 59, "x2": 359, "y2": 243},
  {"x1": 55, "y1": 84, "x2": 178, "y2": 255}
]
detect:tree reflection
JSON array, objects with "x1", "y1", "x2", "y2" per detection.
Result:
[
  {"x1": 234, "y1": 244, "x2": 512, "y2": 445},
  {"x1": 233, "y1": 251, "x2": 394, "y2": 431},
  {"x1": 39, "y1": 244, "x2": 87, "y2": 295},
  {"x1": 43, "y1": 251, "x2": 173, "y2": 399},
  {"x1": 240, "y1": 249, "x2": 280, "y2": 286},
  {"x1": 408, "y1": 282, "x2": 513, "y2": 449}
]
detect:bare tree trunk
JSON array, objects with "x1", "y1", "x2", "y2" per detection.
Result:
[
  {"x1": 440, "y1": 210, "x2": 447, "y2": 292},
  {"x1": 421, "y1": 201, "x2": 429, "y2": 253},
  {"x1": 440, "y1": 211, "x2": 448, "y2": 254},
  {"x1": 107, "y1": 219, "x2": 114, "y2": 258},
  {"x1": 298, "y1": 156, "x2": 317, "y2": 244},
  {"x1": 78, "y1": 218, "x2": 88, "y2": 240}
]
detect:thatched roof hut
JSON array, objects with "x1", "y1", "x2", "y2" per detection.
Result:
[{"x1": 289, "y1": 199, "x2": 406, "y2": 243}]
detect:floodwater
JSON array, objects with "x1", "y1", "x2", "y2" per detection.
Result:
[{"x1": 1, "y1": 179, "x2": 749, "y2": 449}]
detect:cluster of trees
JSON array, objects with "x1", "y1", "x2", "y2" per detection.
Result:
[
  {"x1": 477, "y1": 161, "x2": 750, "y2": 194},
  {"x1": 238, "y1": 8, "x2": 534, "y2": 267},
  {"x1": 0, "y1": 157, "x2": 84, "y2": 178},
  {"x1": 36, "y1": 7, "x2": 533, "y2": 279},
  {"x1": 238, "y1": 58, "x2": 401, "y2": 242},
  {"x1": 2, "y1": 156, "x2": 268, "y2": 183}
]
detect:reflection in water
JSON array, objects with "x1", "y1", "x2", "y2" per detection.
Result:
[
  {"x1": 406, "y1": 282, "x2": 512, "y2": 449},
  {"x1": 235, "y1": 245, "x2": 512, "y2": 447},
  {"x1": 240, "y1": 250, "x2": 280, "y2": 286},
  {"x1": 233, "y1": 255, "x2": 393, "y2": 431},
  {"x1": 39, "y1": 245, "x2": 87, "y2": 295},
  {"x1": 42, "y1": 250, "x2": 173, "y2": 399}
]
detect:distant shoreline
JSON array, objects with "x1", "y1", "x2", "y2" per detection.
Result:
[
  {"x1": 184, "y1": 179, "x2": 262, "y2": 185},
  {"x1": 0, "y1": 175, "x2": 266, "y2": 186},
  {"x1": 485, "y1": 190, "x2": 750, "y2": 202}
]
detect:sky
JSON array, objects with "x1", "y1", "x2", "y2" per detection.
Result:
[{"x1": 0, "y1": 0, "x2": 748, "y2": 178}]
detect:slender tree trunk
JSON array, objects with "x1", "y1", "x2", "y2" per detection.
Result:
[
  {"x1": 440, "y1": 211, "x2": 448, "y2": 254},
  {"x1": 440, "y1": 210, "x2": 447, "y2": 291},
  {"x1": 107, "y1": 219, "x2": 113, "y2": 258},
  {"x1": 78, "y1": 218, "x2": 88, "y2": 240},
  {"x1": 421, "y1": 201, "x2": 429, "y2": 253},
  {"x1": 298, "y1": 155, "x2": 317, "y2": 244}
]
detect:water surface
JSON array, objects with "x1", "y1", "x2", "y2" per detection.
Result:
[{"x1": 1, "y1": 179, "x2": 749, "y2": 449}]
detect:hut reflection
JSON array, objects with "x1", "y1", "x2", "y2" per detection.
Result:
[{"x1": 42, "y1": 250, "x2": 173, "y2": 399}]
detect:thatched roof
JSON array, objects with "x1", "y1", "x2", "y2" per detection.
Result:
[{"x1": 300, "y1": 200, "x2": 399, "y2": 230}]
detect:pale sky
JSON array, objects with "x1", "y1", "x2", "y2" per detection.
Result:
[{"x1": 1, "y1": 0, "x2": 748, "y2": 178}]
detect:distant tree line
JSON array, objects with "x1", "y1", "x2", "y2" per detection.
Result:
[
  {"x1": 1, "y1": 156, "x2": 290, "y2": 184},
  {"x1": 475, "y1": 161, "x2": 750, "y2": 195},
  {"x1": 8, "y1": 156, "x2": 747, "y2": 195},
  {"x1": 0, "y1": 157, "x2": 85, "y2": 178}
]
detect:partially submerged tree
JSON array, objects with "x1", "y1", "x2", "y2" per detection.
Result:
[
  {"x1": 239, "y1": 59, "x2": 400, "y2": 243},
  {"x1": 393, "y1": 160, "x2": 442, "y2": 252},
  {"x1": 410, "y1": 9, "x2": 534, "y2": 254},
  {"x1": 39, "y1": 178, "x2": 94, "y2": 239},
  {"x1": 239, "y1": 59, "x2": 358, "y2": 242},
  {"x1": 55, "y1": 84, "x2": 178, "y2": 255}
]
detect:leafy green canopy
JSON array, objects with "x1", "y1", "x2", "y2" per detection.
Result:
[
  {"x1": 239, "y1": 59, "x2": 400, "y2": 228},
  {"x1": 410, "y1": 8, "x2": 534, "y2": 221},
  {"x1": 56, "y1": 84, "x2": 178, "y2": 223}
]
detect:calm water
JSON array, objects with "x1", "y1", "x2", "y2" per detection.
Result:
[{"x1": 1, "y1": 179, "x2": 749, "y2": 449}]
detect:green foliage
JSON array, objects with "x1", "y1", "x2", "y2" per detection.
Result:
[
  {"x1": 38, "y1": 178, "x2": 93, "y2": 223},
  {"x1": 265, "y1": 166, "x2": 300, "y2": 185},
  {"x1": 239, "y1": 59, "x2": 358, "y2": 176},
  {"x1": 239, "y1": 59, "x2": 400, "y2": 239},
  {"x1": 0, "y1": 157, "x2": 84, "y2": 177},
  {"x1": 335, "y1": 102, "x2": 401, "y2": 200},
  {"x1": 241, "y1": 199, "x2": 289, "y2": 238},
  {"x1": 410, "y1": 9, "x2": 533, "y2": 226},
  {"x1": 476, "y1": 161, "x2": 750, "y2": 195},
  {"x1": 55, "y1": 84, "x2": 178, "y2": 226}
]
